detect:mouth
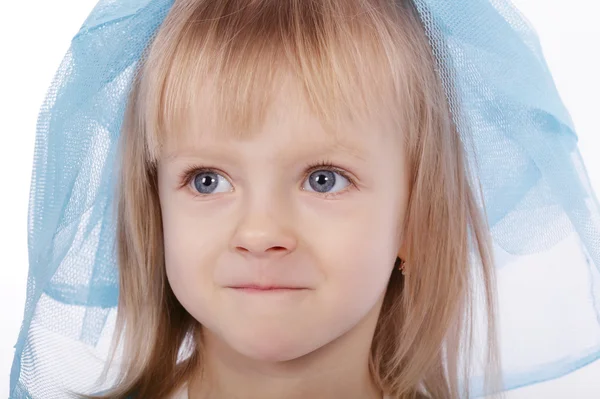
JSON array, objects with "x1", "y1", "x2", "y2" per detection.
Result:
[{"x1": 227, "y1": 285, "x2": 308, "y2": 292}]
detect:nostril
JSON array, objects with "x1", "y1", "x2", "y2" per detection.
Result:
[{"x1": 235, "y1": 245, "x2": 288, "y2": 254}]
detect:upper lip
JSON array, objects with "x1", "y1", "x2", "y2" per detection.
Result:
[{"x1": 228, "y1": 284, "x2": 307, "y2": 290}]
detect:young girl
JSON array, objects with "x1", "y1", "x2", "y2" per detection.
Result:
[{"x1": 10, "y1": 0, "x2": 600, "y2": 398}]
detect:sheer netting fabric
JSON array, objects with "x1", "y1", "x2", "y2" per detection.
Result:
[{"x1": 9, "y1": 0, "x2": 600, "y2": 397}]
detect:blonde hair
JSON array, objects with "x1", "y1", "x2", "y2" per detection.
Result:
[{"x1": 87, "y1": 0, "x2": 503, "y2": 397}]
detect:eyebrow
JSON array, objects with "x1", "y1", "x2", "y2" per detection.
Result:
[
  {"x1": 164, "y1": 145, "x2": 366, "y2": 166},
  {"x1": 325, "y1": 141, "x2": 367, "y2": 161},
  {"x1": 163, "y1": 139, "x2": 368, "y2": 163},
  {"x1": 163, "y1": 146, "x2": 233, "y2": 162}
]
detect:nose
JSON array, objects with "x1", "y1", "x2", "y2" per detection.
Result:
[{"x1": 230, "y1": 207, "x2": 297, "y2": 258}]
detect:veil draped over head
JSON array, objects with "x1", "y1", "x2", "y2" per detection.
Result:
[{"x1": 9, "y1": 0, "x2": 600, "y2": 397}]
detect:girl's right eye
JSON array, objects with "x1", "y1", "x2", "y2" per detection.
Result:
[{"x1": 191, "y1": 171, "x2": 233, "y2": 195}]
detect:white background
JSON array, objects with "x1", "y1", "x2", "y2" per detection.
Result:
[{"x1": 0, "y1": 0, "x2": 599, "y2": 397}]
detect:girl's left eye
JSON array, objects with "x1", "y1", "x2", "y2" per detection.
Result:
[{"x1": 302, "y1": 169, "x2": 351, "y2": 195}]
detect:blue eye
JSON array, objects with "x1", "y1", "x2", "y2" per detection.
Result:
[
  {"x1": 302, "y1": 169, "x2": 350, "y2": 194},
  {"x1": 180, "y1": 164, "x2": 354, "y2": 197},
  {"x1": 192, "y1": 171, "x2": 233, "y2": 194}
]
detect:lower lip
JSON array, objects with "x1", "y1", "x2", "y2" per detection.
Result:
[{"x1": 231, "y1": 287, "x2": 307, "y2": 293}]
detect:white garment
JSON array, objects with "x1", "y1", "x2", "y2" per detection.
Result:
[{"x1": 170, "y1": 385, "x2": 188, "y2": 399}]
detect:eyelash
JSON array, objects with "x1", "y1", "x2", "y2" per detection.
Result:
[{"x1": 177, "y1": 160, "x2": 357, "y2": 199}]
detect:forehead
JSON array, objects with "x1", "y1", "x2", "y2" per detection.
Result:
[{"x1": 160, "y1": 73, "x2": 399, "y2": 161}]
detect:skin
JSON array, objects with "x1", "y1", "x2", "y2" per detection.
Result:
[{"x1": 157, "y1": 78, "x2": 410, "y2": 399}]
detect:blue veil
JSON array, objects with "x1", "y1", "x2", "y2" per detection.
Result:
[{"x1": 9, "y1": 0, "x2": 600, "y2": 397}]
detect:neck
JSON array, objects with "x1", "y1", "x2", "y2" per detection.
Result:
[{"x1": 188, "y1": 297, "x2": 385, "y2": 399}]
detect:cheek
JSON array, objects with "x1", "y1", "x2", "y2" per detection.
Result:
[
  {"x1": 161, "y1": 198, "x2": 229, "y2": 269},
  {"x1": 314, "y1": 198, "x2": 400, "y2": 275},
  {"x1": 160, "y1": 203, "x2": 224, "y2": 316},
  {"x1": 323, "y1": 232, "x2": 395, "y2": 315},
  {"x1": 163, "y1": 207, "x2": 206, "y2": 274},
  {"x1": 309, "y1": 202, "x2": 400, "y2": 319}
]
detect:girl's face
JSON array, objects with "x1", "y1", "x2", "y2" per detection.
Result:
[{"x1": 157, "y1": 79, "x2": 410, "y2": 363}]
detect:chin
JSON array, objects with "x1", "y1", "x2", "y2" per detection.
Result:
[{"x1": 226, "y1": 326, "x2": 327, "y2": 363}]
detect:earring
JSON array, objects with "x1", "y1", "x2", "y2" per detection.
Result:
[{"x1": 397, "y1": 257, "x2": 407, "y2": 275}]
